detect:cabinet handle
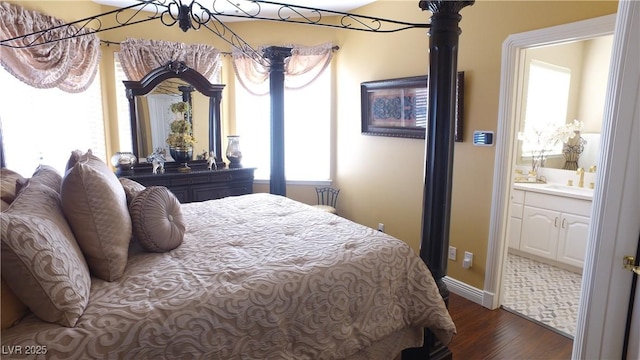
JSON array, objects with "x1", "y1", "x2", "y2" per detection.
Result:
[
  {"x1": 554, "y1": 217, "x2": 558, "y2": 227},
  {"x1": 562, "y1": 218, "x2": 566, "y2": 229}
]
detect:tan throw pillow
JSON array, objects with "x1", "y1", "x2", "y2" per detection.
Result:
[
  {"x1": 0, "y1": 167, "x2": 25, "y2": 206},
  {"x1": 0, "y1": 182, "x2": 91, "y2": 327},
  {"x1": 65, "y1": 149, "x2": 88, "y2": 173},
  {"x1": 61, "y1": 152, "x2": 132, "y2": 281},
  {"x1": 15, "y1": 165, "x2": 63, "y2": 195},
  {"x1": 130, "y1": 186, "x2": 185, "y2": 253},
  {"x1": 119, "y1": 177, "x2": 146, "y2": 207}
]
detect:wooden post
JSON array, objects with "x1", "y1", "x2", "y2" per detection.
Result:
[
  {"x1": 404, "y1": 1, "x2": 473, "y2": 359},
  {"x1": 263, "y1": 46, "x2": 292, "y2": 196}
]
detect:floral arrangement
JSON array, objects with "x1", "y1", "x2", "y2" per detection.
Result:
[
  {"x1": 518, "y1": 119, "x2": 583, "y2": 174},
  {"x1": 169, "y1": 101, "x2": 190, "y2": 118},
  {"x1": 166, "y1": 102, "x2": 196, "y2": 148}
]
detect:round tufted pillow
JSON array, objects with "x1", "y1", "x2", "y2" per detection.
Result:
[{"x1": 129, "y1": 186, "x2": 185, "y2": 252}]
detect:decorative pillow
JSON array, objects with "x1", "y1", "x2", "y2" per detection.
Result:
[
  {"x1": 129, "y1": 186, "x2": 185, "y2": 253},
  {"x1": 0, "y1": 182, "x2": 91, "y2": 327},
  {"x1": 15, "y1": 164, "x2": 63, "y2": 195},
  {"x1": 65, "y1": 149, "x2": 88, "y2": 173},
  {"x1": 119, "y1": 177, "x2": 146, "y2": 207},
  {"x1": 61, "y1": 152, "x2": 132, "y2": 281},
  {"x1": 0, "y1": 167, "x2": 25, "y2": 207}
]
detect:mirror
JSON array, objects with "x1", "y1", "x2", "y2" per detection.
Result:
[
  {"x1": 124, "y1": 61, "x2": 225, "y2": 170},
  {"x1": 134, "y1": 80, "x2": 210, "y2": 159},
  {"x1": 515, "y1": 34, "x2": 614, "y2": 170}
]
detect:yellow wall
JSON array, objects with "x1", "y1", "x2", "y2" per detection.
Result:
[
  {"x1": 332, "y1": 0, "x2": 617, "y2": 288},
  {"x1": 9, "y1": 0, "x2": 618, "y2": 290}
]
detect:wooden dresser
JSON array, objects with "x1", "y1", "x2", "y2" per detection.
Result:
[{"x1": 121, "y1": 167, "x2": 255, "y2": 204}]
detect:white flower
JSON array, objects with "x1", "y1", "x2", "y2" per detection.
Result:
[
  {"x1": 518, "y1": 119, "x2": 583, "y2": 154},
  {"x1": 518, "y1": 119, "x2": 583, "y2": 175}
]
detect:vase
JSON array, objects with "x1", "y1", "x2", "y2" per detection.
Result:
[
  {"x1": 226, "y1": 135, "x2": 243, "y2": 169},
  {"x1": 562, "y1": 133, "x2": 586, "y2": 170},
  {"x1": 110, "y1": 152, "x2": 137, "y2": 175},
  {"x1": 170, "y1": 146, "x2": 193, "y2": 172}
]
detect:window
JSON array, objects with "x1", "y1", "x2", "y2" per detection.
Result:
[
  {"x1": 114, "y1": 54, "x2": 132, "y2": 152},
  {"x1": 235, "y1": 67, "x2": 331, "y2": 181},
  {"x1": 0, "y1": 67, "x2": 106, "y2": 177},
  {"x1": 521, "y1": 60, "x2": 571, "y2": 156}
]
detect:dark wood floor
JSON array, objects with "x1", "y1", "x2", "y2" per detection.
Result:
[{"x1": 447, "y1": 292, "x2": 574, "y2": 359}]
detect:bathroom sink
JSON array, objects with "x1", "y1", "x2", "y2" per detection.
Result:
[
  {"x1": 544, "y1": 184, "x2": 594, "y2": 196},
  {"x1": 513, "y1": 182, "x2": 594, "y2": 200}
]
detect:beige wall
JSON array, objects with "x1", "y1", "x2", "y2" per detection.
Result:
[
  {"x1": 578, "y1": 35, "x2": 614, "y2": 133},
  {"x1": 333, "y1": 0, "x2": 617, "y2": 289},
  {"x1": 10, "y1": 0, "x2": 618, "y2": 290}
]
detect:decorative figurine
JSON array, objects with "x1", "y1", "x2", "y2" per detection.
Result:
[
  {"x1": 207, "y1": 151, "x2": 217, "y2": 170},
  {"x1": 146, "y1": 148, "x2": 166, "y2": 174},
  {"x1": 152, "y1": 159, "x2": 165, "y2": 174}
]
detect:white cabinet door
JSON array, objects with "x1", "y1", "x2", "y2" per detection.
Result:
[
  {"x1": 521, "y1": 206, "x2": 559, "y2": 259},
  {"x1": 508, "y1": 216, "x2": 523, "y2": 249},
  {"x1": 508, "y1": 202, "x2": 524, "y2": 249},
  {"x1": 556, "y1": 213, "x2": 590, "y2": 267}
]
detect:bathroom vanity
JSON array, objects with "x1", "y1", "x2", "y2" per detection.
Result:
[{"x1": 509, "y1": 183, "x2": 593, "y2": 268}]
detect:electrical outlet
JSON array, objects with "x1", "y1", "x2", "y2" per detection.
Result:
[
  {"x1": 448, "y1": 246, "x2": 457, "y2": 261},
  {"x1": 377, "y1": 223, "x2": 384, "y2": 232},
  {"x1": 463, "y1": 251, "x2": 473, "y2": 269}
]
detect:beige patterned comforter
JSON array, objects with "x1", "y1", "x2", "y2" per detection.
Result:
[{"x1": 1, "y1": 193, "x2": 455, "y2": 359}]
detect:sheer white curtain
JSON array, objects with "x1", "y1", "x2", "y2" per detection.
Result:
[
  {"x1": 117, "y1": 38, "x2": 221, "y2": 81},
  {"x1": 147, "y1": 94, "x2": 181, "y2": 157},
  {"x1": 0, "y1": 2, "x2": 100, "y2": 93}
]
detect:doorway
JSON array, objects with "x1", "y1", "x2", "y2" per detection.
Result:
[
  {"x1": 502, "y1": 33, "x2": 613, "y2": 338},
  {"x1": 495, "y1": 2, "x2": 640, "y2": 358},
  {"x1": 482, "y1": 13, "x2": 617, "y2": 332}
]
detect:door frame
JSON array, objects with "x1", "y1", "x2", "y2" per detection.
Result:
[
  {"x1": 484, "y1": 12, "x2": 616, "y2": 311},
  {"x1": 485, "y1": 2, "x2": 640, "y2": 358},
  {"x1": 574, "y1": 2, "x2": 640, "y2": 357}
]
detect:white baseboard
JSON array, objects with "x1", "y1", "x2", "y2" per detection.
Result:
[{"x1": 443, "y1": 276, "x2": 496, "y2": 308}]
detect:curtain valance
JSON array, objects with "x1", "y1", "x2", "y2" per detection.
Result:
[
  {"x1": 117, "y1": 38, "x2": 221, "y2": 82},
  {"x1": 0, "y1": 2, "x2": 101, "y2": 93},
  {"x1": 232, "y1": 42, "x2": 336, "y2": 95}
]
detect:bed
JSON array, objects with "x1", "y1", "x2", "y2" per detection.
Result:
[
  {"x1": 1, "y1": 161, "x2": 455, "y2": 359},
  {"x1": 1, "y1": 1, "x2": 473, "y2": 358}
]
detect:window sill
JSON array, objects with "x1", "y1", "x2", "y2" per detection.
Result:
[{"x1": 253, "y1": 179, "x2": 332, "y2": 186}]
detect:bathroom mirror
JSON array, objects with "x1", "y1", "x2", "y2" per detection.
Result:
[
  {"x1": 515, "y1": 34, "x2": 614, "y2": 170},
  {"x1": 123, "y1": 61, "x2": 225, "y2": 169}
]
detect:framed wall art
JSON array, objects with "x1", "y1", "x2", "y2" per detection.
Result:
[{"x1": 360, "y1": 72, "x2": 464, "y2": 141}]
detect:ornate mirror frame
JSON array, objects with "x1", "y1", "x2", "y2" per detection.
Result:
[{"x1": 123, "y1": 60, "x2": 225, "y2": 170}]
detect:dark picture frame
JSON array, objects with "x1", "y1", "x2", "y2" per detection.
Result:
[{"x1": 360, "y1": 72, "x2": 464, "y2": 141}]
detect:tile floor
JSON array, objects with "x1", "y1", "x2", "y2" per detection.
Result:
[{"x1": 501, "y1": 252, "x2": 583, "y2": 338}]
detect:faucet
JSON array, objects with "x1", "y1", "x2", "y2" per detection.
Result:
[
  {"x1": 577, "y1": 168, "x2": 585, "y2": 188},
  {"x1": 589, "y1": 165, "x2": 597, "y2": 173}
]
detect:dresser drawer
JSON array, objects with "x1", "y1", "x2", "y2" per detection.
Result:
[
  {"x1": 191, "y1": 182, "x2": 253, "y2": 202},
  {"x1": 121, "y1": 168, "x2": 255, "y2": 203}
]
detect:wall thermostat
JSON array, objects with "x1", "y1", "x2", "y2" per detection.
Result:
[{"x1": 473, "y1": 131, "x2": 494, "y2": 146}]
